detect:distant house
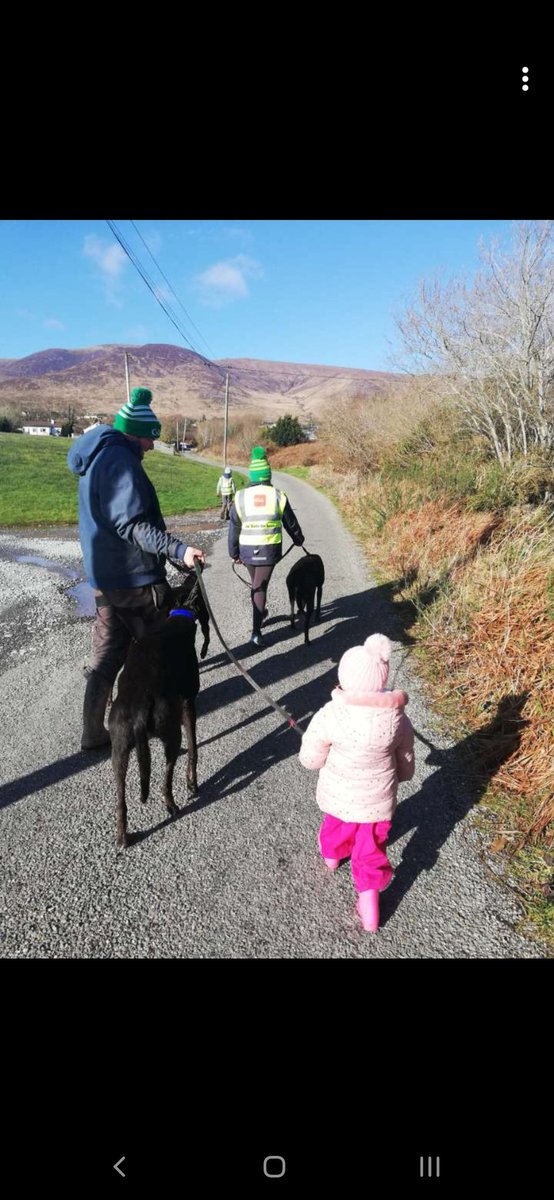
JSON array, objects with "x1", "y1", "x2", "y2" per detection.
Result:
[{"x1": 21, "y1": 422, "x2": 62, "y2": 437}]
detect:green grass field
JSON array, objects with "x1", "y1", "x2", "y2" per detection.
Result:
[
  {"x1": 0, "y1": 433, "x2": 246, "y2": 526},
  {"x1": 278, "y1": 466, "x2": 310, "y2": 481}
]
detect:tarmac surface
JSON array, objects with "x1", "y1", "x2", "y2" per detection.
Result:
[{"x1": 0, "y1": 469, "x2": 547, "y2": 957}]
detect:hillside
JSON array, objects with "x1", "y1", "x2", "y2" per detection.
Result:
[{"x1": 0, "y1": 343, "x2": 401, "y2": 422}]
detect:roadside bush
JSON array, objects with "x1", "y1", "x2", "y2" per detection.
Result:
[
  {"x1": 270, "y1": 414, "x2": 304, "y2": 447},
  {"x1": 507, "y1": 453, "x2": 554, "y2": 505}
]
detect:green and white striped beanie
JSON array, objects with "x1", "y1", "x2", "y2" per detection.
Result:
[
  {"x1": 249, "y1": 445, "x2": 272, "y2": 483},
  {"x1": 113, "y1": 387, "x2": 161, "y2": 439}
]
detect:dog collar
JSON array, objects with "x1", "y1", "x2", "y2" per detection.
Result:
[{"x1": 168, "y1": 608, "x2": 196, "y2": 620}]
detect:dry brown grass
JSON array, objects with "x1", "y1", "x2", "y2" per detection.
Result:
[
  {"x1": 266, "y1": 442, "x2": 334, "y2": 469},
  {"x1": 203, "y1": 438, "x2": 337, "y2": 470},
  {"x1": 379, "y1": 501, "x2": 502, "y2": 586},
  {"x1": 357, "y1": 500, "x2": 554, "y2": 845},
  {"x1": 420, "y1": 511, "x2": 554, "y2": 835}
]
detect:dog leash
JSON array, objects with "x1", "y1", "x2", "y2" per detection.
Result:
[
  {"x1": 231, "y1": 541, "x2": 310, "y2": 588},
  {"x1": 170, "y1": 556, "x2": 304, "y2": 738}
]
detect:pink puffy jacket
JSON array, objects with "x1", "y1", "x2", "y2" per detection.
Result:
[{"x1": 299, "y1": 687, "x2": 415, "y2": 823}]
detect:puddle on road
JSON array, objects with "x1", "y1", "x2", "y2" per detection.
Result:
[
  {"x1": 64, "y1": 581, "x2": 96, "y2": 617},
  {"x1": 1, "y1": 519, "x2": 224, "y2": 621},
  {"x1": 4, "y1": 552, "x2": 96, "y2": 617}
]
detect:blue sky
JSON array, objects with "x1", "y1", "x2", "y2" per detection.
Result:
[{"x1": 0, "y1": 219, "x2": 516, "y2": 371}]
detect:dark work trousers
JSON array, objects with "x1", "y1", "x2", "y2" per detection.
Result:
[
  {"x1": 91, "y1": 583, "x2": 171, "y2": 685},
  {"x1": 245, "y1": 564, "x2": 274, "y2": 634}
]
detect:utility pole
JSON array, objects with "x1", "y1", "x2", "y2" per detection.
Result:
[
  {"x1": 176, "y1": 418, "x2": 179, "y2": 452},
  {"x1": 124, "y1": 352, "x2": 131, "y2": 403},
  {"x1": 223, "y1": 371, "x2": 229, "y2": 468}
]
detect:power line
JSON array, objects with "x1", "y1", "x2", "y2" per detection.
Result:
[
  {"x1": 107, "y1": 221, "x2": 389, "y2": 394},
  {"x1": 106, "y1": 220, "x2": 227, "y2": 382},
  {"x1": 130, "y1": 220, "x2": 216, "y2": 359}
]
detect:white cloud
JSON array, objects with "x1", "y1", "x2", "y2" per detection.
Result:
[
  {"x1": 83, "y1": 235, "x2": 127, "y2": 307},
  {"x1": 83, "y1": 235, "x2": 126, "y2": 277},
  {"x1": 194, "y1": 255, "x2": 263, "y2": 307},
  {"x1": 43, "y1": 317, "x2": 64, "y2": 330}
]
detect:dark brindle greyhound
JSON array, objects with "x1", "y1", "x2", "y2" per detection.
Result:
[
  {"x1": 286, "y1": 553, "x2": 325, "y2": 645},
  {"x1": 108, "y1": 568, "x2": 209, "y2": 848}
]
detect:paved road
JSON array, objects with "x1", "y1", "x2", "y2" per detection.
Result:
[{"x1": 0, "y1": 471, "x2": 546, "y2": 957}]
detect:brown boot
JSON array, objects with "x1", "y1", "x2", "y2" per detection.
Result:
[{"x1": 81, "y1": 671, "x2": 112, "y2": 750}]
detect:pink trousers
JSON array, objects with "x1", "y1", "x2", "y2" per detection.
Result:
[{"x1": 319, "y1": 814, "x2": 393, "y2": 893}]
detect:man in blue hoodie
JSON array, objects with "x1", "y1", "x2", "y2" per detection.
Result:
[{"x1": 67, "y1": 386, "x2": 205, "y2": 750}]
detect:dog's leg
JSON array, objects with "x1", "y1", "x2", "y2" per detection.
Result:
[
  {"x1": 182, "y1": 698, "x2": 198, "y2": 795},
  {"x1": 289, "y1": 591, "x2": 296, "y2": 628},
  {"x1": 199, "y1": 614, "x2": 210, "y2": 660},
  {"x1": 162, "y1": 714, "x2": 182, "y2": 816},
  {"x1": 316, "y1": 584, "x2": 323, "y2": 620},
  {"x1": 304, "y1": 594, "x2": 315, "y2": 645},
  {"x1": 134, "y1": 724, "x2": 151, "y2": 804},
  {"x1": 112, "y1": 741, "x2": 131, "y2": 849}
]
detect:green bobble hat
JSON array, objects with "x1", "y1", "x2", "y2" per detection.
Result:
[
  {"x1": 249, "y1": 445, "x2": 272, "y2": 483},
  {"x1": 113, "y1": 386, "x2": 161, "y2": 439}
]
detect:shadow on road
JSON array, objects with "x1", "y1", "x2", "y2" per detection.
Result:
[
  {"x1": 381, "y1": 692, "x2": 530, "y2": 926},
  {"x1": 0, "y1": 747, "x2": 111, "y2": 811},
  {"x1": 126, "y1": 578, "x2": 422, "y2": 839},
  {"x1": 4, "y1": 578, "x2": 522, "y2": 897},
  {"x1": 196, "y1": 578, "x2": 422, "y2": 721}
]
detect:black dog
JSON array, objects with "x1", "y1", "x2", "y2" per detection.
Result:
[
  {"x1": 108, "y1": 569, "x2": 210, "y2": 849},
  {"x1": 286, "y1": 553, "x2": 325, "y2": 645}
]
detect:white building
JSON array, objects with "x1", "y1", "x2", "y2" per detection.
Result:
[{"x1": 21, "y1": 423, "x2": 62, "y2": 436}]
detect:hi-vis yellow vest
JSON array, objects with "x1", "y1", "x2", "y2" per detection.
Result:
[{"x1": 235, "y1": 485, "x2": 287, "y2": 547}]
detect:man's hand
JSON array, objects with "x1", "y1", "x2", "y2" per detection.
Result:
[{"x1": 183, "y1": 546, "x2": 205, "y2": 568}]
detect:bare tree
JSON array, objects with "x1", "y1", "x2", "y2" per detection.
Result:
[
  {"x1": 319, "y1": 392, "x2": 380, "y2": 472},
  {"x1": 233, "y1": 412, "x2": 266, "y2": 458},
  {"x1": 197, "y1": 417, "x2": 224, "y2": 451},
  {"x1": 395, "y1": 221, "x2": 554, "y2": 462}
]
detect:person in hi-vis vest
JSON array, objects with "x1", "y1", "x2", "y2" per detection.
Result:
[
  {"x1": 228, "y1": 446, "x2": 304, "y2": 648},
  {"x1": 216, "y1": 466, "x2": 236, "y2": 520}
]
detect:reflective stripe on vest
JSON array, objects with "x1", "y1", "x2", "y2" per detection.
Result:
[
  {"x1": 236, "y1": 486, "x2": 287, "y2": 547},
  {"x1": 219, "y1": 480, "x2": 234, "y2": 495}
]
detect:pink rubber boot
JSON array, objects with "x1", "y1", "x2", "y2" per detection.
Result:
[
  {"x1": 356, "y1": 889, "x2": 380, "y2": 932},
  {"x1": 318, "y1": 829, "x2": 339, "y2": 871}
]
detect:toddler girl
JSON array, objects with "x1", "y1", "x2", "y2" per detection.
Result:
[{"x1": 299, "y1": 633, "x2": 415, "y2": 931}]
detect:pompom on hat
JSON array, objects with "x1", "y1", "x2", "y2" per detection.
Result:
[
  {"x1": 249, "y1": 445, "x2": 272, "y2": 483},
  {"x1": 338, "y1": 633, "x2": 392, "y2": 696},
  {"x1": 113, "y1": 386, "x2": 161, "y2": 440}
]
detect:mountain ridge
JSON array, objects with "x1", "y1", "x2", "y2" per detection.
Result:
[{"x1": 0, "y1": 343, "x2": 402, "y2": 420}]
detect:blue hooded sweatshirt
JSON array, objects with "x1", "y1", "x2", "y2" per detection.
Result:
[{"x1": 67, "y1": 424, "x2": 188, "y2": 590}]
